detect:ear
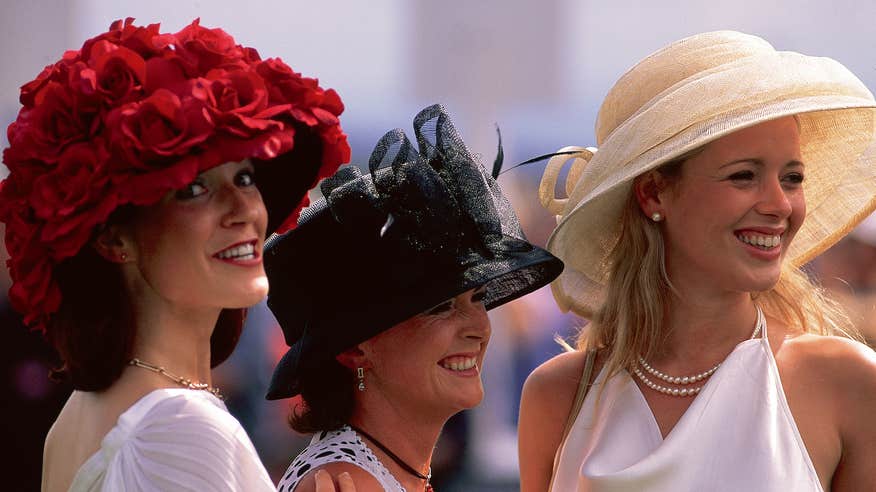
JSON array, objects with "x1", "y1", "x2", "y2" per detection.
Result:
[
  {"x1": 335, "y1": 346, "x2": 370, "y2": 370},
  {"x1": 92, "y1": 224, "x2": 133, "y2": 263},
  {"x1": 633, "y1": 171, "x2": 669, "y2": 219}
]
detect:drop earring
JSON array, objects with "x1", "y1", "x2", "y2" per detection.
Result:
[
  {"x1": 120, "y1": 252, "x2": 128, "y2": 261},
  {"x1": 357, "y1": 367, "x2": 365, "y2": 391},
  {"x1": 651, "y1": 212, "x2": 662, "y2": 222}
]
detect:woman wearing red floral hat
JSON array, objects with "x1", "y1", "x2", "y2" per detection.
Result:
[{"x1": 0, "y1": 19, "x2": 352, "y2": 491}]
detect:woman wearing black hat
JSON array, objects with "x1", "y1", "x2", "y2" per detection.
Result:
[
  {"x1": 0, "y1": 19, "x2": 350, "y2": 491},
  {"x1": 264, "y1": 105, "x2": 564, "y2": 492}
]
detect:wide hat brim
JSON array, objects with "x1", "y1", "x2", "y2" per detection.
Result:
[
  {"x1": 542, "y1": 32, "x2": 876, "y2": 318},
  {"x1": 254, "y1": 128, "x2": 327, "y2": 234},
  {"x1": 265, "y1": 234, "x2": 562, "y2": 400}
]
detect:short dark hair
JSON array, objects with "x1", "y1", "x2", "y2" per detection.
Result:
[
  {"x1": 288, "y1": 358, "x2": 355, "y2": 433},
  {"x1": 46, "y1": 208, "x2": 244, "y2": 391}
]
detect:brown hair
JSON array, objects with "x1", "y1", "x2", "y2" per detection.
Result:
[
  {"x1": 288, "y1": 358, "x2": 356, "y2": 433},
  {"x1": 46, "y1": 207, "x2": 244, "y2": 391}
]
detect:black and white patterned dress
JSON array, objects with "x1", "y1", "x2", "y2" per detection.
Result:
[{"x1": 277, "y1": 425, "x2": 406, "y2": 492}]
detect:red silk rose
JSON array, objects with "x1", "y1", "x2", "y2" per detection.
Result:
[
  {"x1": 0, "y1": 18, "x2": 350, "y2": 333},
  {"x1": 107, "y1": 88, "x2": 214, "y2": 167}
]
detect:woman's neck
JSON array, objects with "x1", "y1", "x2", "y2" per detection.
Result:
[
  {"x1": 654, "y1": 290, "x2": 759, "y2": 366},
  {"x1": 128, "y1": 299, "x2": 220, "y2": 386},
  {"x1": 349, "y1": 397, "x2": 443, "y2": 490}
]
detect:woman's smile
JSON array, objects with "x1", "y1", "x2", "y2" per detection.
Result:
[
  {"x1": 734, "y1": 226, "x2": 787, "y2": 260},
  {"x1": 438, "y1": 352, "x2": 482, "y2": 377},
  {"x1": 213, "y1": 239, "x2": 262, "y2": 266}
]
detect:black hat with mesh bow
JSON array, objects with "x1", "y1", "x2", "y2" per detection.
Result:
[{"x1": 264, "y1": 104, "x2": 563, "y2": 400}]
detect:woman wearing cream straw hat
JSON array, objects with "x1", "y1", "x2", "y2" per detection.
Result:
[{"x1": 519, "y1": 31, "x2": 876, "y2": 491}]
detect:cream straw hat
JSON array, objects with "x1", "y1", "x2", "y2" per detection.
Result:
[{"x1": 539, "y1": 30, "x2": 876, "y2": 318}]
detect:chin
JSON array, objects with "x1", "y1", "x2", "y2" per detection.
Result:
[
  {"x1": 243, "y1": 276, "x2": 270, "y2": 301},
  {"x1": 457, "y1": 388, "x2": 485, "y2": 410},
  {"x1": 223, "y1": 287, "x2": 269, "y2": 308},
  {"x1": 241, "y1": 291, "x2": 269, "y2": 307},
  {"x1": 738, "y1": 270, "x2": 782, "y2": 293},
  {"x1": 466, "y1": 395, "x2": 485, "y2": 409}
]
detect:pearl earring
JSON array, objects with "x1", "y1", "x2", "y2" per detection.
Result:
[
  {"x1": 357, "y1": 367, "x2": 365, "y2": 391},
  {"x1": 120, "y1": 252, "x2": 128, "y2": 261},
  {"x1": 651, "y1": 212, "x2": 662, "y2": 222}
]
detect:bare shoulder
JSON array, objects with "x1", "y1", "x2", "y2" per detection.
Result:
[
  {"x1": 778, "y1": 334, "x2": 876, "y2": 385},
  {"x1": 523, "y1": 349, "x2": 595, "y2": 401},
  {"x1": 778, "y1": 334, "x2": 876, "y2": 428},
  {"x1": 779, "y1": 335, "x2": 876, "y2": 489},
  {"x1": 42, "y1": 418, "x2": 58, "y2": 491},
  {"x1": 42, "y1": 392, "x2": 87, "y2": 492},
  {"x1": 519, "y1": 349, "x2": 601, "y2": 492},
  {"x1": 521, "y1": 348, "x2": 604, "y2": 425},
  {"x1": 291, "y1": 462, "x2": 384, "y2": 492},
  {"x1": 520, "y1": 349, "x2": 597, "y2": 431}
]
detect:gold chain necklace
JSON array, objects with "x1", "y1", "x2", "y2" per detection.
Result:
[{"x1": 128, "y1": 358, "x2": 224, "y2": 400}]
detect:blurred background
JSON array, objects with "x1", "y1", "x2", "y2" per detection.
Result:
[{"x1": 2, "y1": 0, "x2": 876, "y2": 490}]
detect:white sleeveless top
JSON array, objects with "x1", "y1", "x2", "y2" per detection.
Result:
[
  {"x1": 277, "y1": 426, "x2": 406, "y2": 492},
  {"x1": 69, "y1": 388, "x2": 275, "y2": 491},
  {"x1": 551, "y1": 320, "x2": 823, "y2": 491}
]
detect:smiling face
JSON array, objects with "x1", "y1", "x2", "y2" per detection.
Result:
[
  {"x1": 125, "y1": 159, "x2": 269, "y2": 312},
  {"x1": 358, "y1": 288, "x2": 491, "y2": 417},
  {"x1": 654, "y1": 116, "x2": 806, "y2": 295}
]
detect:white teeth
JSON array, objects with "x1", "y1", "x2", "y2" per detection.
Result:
[
  {"x1": 737, "y1": 233, "x2": 781, "y2": 249},
  {"x1": 217, "y1": 242, "x2": 256, "y2": 259},
  {"x1": 440, "y1": 356, "x2": 477, "y2": 372}
]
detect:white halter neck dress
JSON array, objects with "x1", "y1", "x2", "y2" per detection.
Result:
[{"x1": 551, "y1": 319, "x2": 823, "y2": 491}]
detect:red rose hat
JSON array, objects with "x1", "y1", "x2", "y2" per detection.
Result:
[{"x1": 0, "y1": 18, "x2": 351, "y2": 332}]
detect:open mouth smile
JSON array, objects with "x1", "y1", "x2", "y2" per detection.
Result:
[
  {"x1": 438, "y1": 354, "x2": 480, "y2": 376},
  {"x1": 214, "y1": 240, "x2": 259, "y2": 263},
  {"x1": 735, "y1": 232, "x2": 782, "y2": 250}
]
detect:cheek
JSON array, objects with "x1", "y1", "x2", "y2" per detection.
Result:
[
  {"x1": 140, "y1": 220, "x2": 204, "y2": 264},
  {"x1": 666, "y1": 200, "x2": 713, "y2": 243},
  {"x1": 369, "y1": 321, "x2": 450, "y2": 372},
  {"x1": 132, "y1": 212, "x2": 210, "y2": 285},
  {"x1": 250, "y1": 193, "x2": 268, "y2": 230},
  {"x1": 135, "y1": 236, "x2": 194, "y2": 294},
  {"x1": 790, "y1": 192, "x2": 806, "y2": 229},
  {"x1": 239, "y1": 187, "x2": 268, "y2": 231},
  {"x1": 682, "y1": 188, "x2": 746, "y2": 230}
]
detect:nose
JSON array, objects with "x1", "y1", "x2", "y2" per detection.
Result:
[
  {"x1": 456, "y1": 291, "x2": 491, "y2": 341},
  {"x1": 220, "y1": 183, "x2": 265, "y2": 229},
  {"x1": 755, "y1": 175, "x2": 793, "y2": 219}
]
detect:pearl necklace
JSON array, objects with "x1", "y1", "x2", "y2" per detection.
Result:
[
  {"x1": 633, "y1": 306, "x2": 764, "y2": 397},
  {"x1": 128, "y1": 358, "x2": 224, "y2": 400}
]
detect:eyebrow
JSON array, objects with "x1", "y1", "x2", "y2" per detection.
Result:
[
  {"x1": 424, "y1": 299, "x2": 453, "y2": 313},
  {"x1": 718, "y1": 158, "x2": 805, "y2": 169}
]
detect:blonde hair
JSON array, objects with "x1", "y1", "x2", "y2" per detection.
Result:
[{"x1": 576, "y1": 158, "x2": 861, "y2": 383}]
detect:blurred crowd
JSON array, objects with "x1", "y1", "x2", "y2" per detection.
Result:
[{"x1": 3, "y1": 166, "x2": 875, "y2": 490}]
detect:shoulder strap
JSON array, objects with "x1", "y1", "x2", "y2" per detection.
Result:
[{"x1": 549, "y1": 348, "x2": 597, "y2": 489}]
